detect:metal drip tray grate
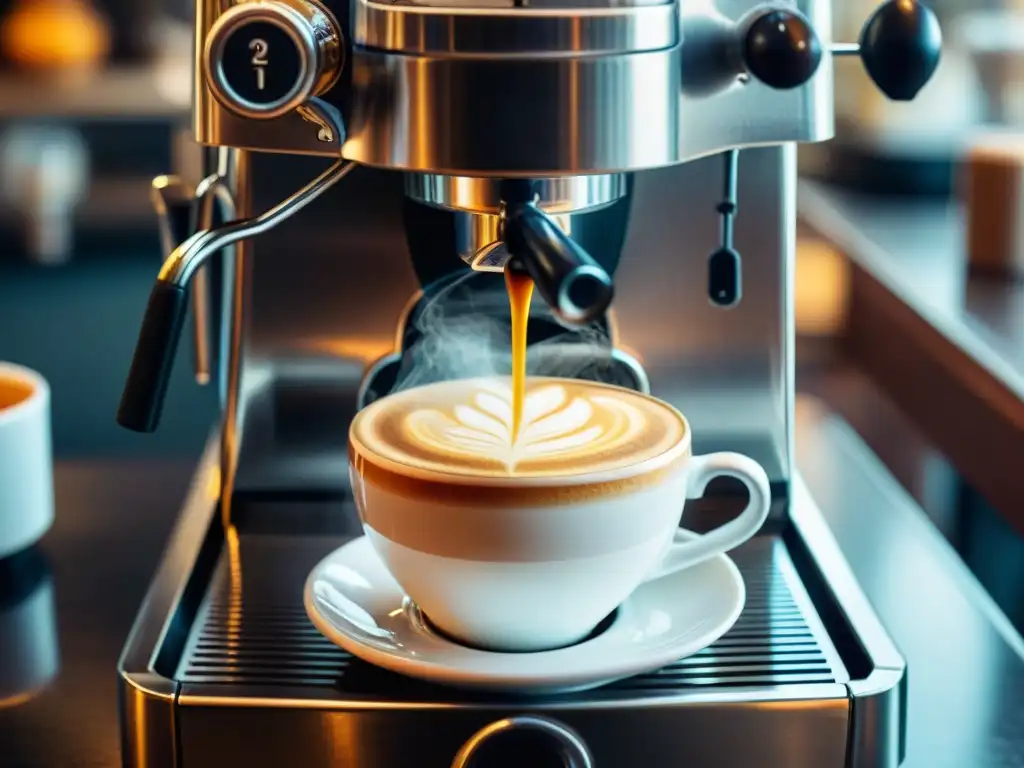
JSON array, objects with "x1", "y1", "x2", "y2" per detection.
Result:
[{"x1": 176, "y1": 533, "x2": 848, "y2": 698}]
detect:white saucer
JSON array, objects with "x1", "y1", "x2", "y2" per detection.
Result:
[{"x1": 304, "y1": 531, "x2": 745, "y2": 695}]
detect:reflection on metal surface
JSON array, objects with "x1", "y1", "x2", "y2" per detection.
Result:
[
  {"x1": 0, "y1": 550, "x2": 59, "y2": 710},
  {"x1": 192, "y1": 148, "x2": 240, "y2": 385},
  {"x1": 353, "y1": 0, "x2": 677, "y2": 55},
  {"x1": 303, "y1": 336, "x2": 397, "y2": 364},
  {"x1": 219, "y1": 150, "x2": 252, "y2": 531},
  {"x1": 224, "y1": 525, "x2": 244, "y2": 664},
  {"x1": 118, "y1": 441, "x2": 221, "y2": 768},
  {"x1": 407, "y1": 174, "x2": 627, "y2": 215}
]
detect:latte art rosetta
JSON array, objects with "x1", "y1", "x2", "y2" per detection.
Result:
[
  {"x1": 352, "y1": 377, "x2": 687, "y2": 479},
  {"x1": 405, "y1": 381, "x2": 647, "y2": 471}
]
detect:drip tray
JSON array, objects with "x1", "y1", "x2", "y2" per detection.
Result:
[
  {"x1": 121, "y1": 486, "x2": 904, "y2": 768},
  {"x1": 176, "y1": 534, "x2": 848, "y2": 696}
]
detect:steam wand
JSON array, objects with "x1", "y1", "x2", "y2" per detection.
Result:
[{"x1": 117, "y1": 159, "x2": 356, "y2": 433}]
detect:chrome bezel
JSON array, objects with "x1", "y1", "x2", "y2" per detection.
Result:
[{"x1": 204, "y1": 2, "x2": 319, "y2": 120}]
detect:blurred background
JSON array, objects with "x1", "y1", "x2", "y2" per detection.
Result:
[
  {"x1": 0, "y1": 0, "x2": 207, "y2": 458},
  {"x1": 0, "y1": 0, "x2": 1021, "y2": 623}
]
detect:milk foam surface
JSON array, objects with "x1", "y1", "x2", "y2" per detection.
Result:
[{"x1": 352, "y1": 377, "x2": 686, "y2": 478}]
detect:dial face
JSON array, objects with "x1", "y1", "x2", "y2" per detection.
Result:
[{"x1": 218, "y1": 20, "x2": 304, "y2": 109}]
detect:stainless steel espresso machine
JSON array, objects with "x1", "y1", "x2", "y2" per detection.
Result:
[{"x1": 115, "y1": 0, "x2": 942, "y2": 765}]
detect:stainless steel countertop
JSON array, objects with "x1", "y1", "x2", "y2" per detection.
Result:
[{"x1": 1, "y1": 388, "x2": 1022, "y2": 766}]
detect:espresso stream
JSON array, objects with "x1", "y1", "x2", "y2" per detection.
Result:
[{"x1": 505, "y1": 266, "x2": 534, "y2": 445}]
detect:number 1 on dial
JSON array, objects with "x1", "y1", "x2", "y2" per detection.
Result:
[{"x1": 249, "y1": 38, "x2": 268, "y2": 91}]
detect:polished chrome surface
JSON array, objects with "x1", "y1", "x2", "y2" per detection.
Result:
[
  {"x1": 190, "y1": 148, "x2": 240, "y2": 385},
  {"x1": 409, "y1": 174, "x2": 625, "y2": 270},
  {"x1": 352, "y1": 0, "x2": 677, "y2": 55},
  {"x1": 197, "y1": 0, "x2": 834, "y2": 166},
  {"x1": 454, "y1": 210, "x2": 508, "y2": 268},
  {"x1": 204, "y1": 0, "x2": 343, "y2": 120},
  {"x1": 406, "y1": 174, "x2": 627, "y2": 215},
  {"x1": 117, "y1": 441, "x2": 220, "y2": 768},
  {"x1": 216, "y1": 150, "x2": 252, "y2": 523},
  {"x1": 342, "y1": 46, "x2": 679, "y2": 174},
  {"x1": 340, "y1": 0, "x2": 832, "y2": 173},
  {"x1": 151, "y1": 173, "x2": 217, "y2": 384},
  {"x1": 156, "y1": 159, "x2": 354, "y2": 288}
]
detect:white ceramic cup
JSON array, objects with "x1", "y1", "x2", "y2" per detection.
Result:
[
  {"x1": 0, "y1": 363, "x2": 54, "y2": 560},
  {"x1": 349, "y1": 378, "x2": 770, "y2": 653}
]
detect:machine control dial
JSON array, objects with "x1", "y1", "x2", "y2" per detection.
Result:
[
  {"x1": 204, "y1": 0, "x2": 342, "y2": 119},
  {"x1": 452, "y1": 716, "x2": 592, "y2": 768}
]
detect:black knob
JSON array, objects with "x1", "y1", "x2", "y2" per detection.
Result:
[
  {"x1": 204, "y1": 0, "x2": 342, "y2": 119},
  {"x1": 708, "y1": 247, "x2": 742, "y2": 307},
  {"x1": 859, "y1": 0, "x2": 942, "y2": 101},
  {"x1": 504, "y1": 205, "x2": 613, "y2": 327},
  {"x1": 743, "y1": 10, "x2": 823, "y2": 90}
]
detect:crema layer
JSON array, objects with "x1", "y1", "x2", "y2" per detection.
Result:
[{"x1": 350, "y1": 376, "x2": 687, "y2": 480}]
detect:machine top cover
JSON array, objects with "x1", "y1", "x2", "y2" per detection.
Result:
[{"x1": 352, "y1": 0, "x2": 678, "y2": 55}]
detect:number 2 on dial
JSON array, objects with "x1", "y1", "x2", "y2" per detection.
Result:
[{"x1": 249, "y1": 38, "x2": 268, "y2": 91}]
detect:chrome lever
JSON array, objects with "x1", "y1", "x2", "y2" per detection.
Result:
[
  {"x1": 150, "y1": 175, "x2": 216, "y2": 386},
  {"x1": 150, "y1": 175, "x2": 195, "y2": 261},
  {"x1": 192, "y1": 172, "x2": 239, "y2": 386},
  {"x1": 150, "y1": 165, "x2": 240, "y2": 387}
]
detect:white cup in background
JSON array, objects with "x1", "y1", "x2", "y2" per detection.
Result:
[{"x1": 0, "y1": 363, "x2": 54, "y2": 559}]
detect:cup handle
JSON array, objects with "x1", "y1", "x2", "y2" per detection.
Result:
[{"x1": 641, "y1": 452, "x2": 771, "y2": 583}]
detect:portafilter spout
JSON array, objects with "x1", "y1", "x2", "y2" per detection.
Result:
[
  {"x1": 405, "y1": 174, "x2": 619, "y2": 326},
  {"x1": 502, "y1": 199, "x2": 613, "y2": 327}
]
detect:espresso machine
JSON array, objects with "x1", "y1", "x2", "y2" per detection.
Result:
[{"x1": 115, "y1": 0, "x2": 942, "y2": 765}]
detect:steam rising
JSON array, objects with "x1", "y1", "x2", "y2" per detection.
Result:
[{"x1": 391, "y1": 271, "x2": 615, "y2": 394}]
